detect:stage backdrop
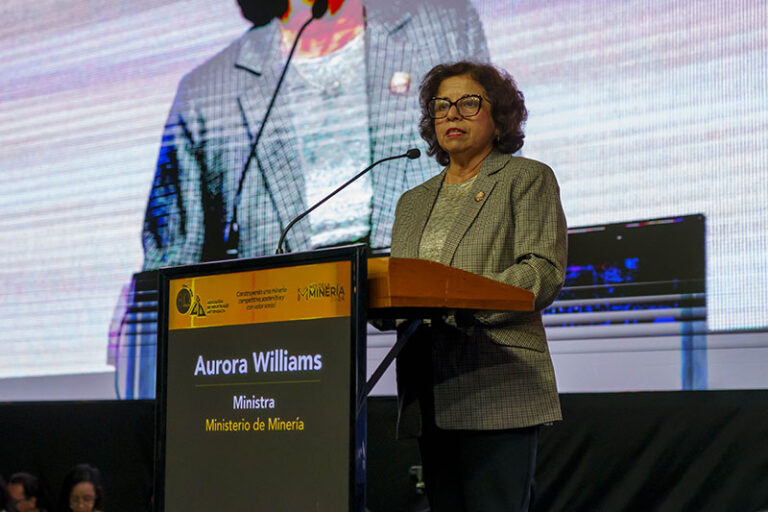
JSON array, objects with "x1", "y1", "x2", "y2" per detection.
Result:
[{"x1": 0, "y1": 0, "x2": 766, "y2": 399}]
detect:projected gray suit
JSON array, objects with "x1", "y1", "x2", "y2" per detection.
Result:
[{"x1": 142, "y1": 0, "x2": 489, "y2": 269}]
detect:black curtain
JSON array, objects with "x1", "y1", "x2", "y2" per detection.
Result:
[{"x1": 2, "y1": 392, "x2": 767, "y2": 512}]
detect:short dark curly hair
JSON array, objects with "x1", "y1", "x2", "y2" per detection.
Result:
[{"x1": 419, "y1": 61, "x2": 528, "y2": 166}]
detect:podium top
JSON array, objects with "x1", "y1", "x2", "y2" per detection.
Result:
[{"x1": 368, "y1": 257, "x2": 534, "y2": 314}]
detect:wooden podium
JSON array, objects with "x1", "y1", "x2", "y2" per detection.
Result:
[
  {"x1": 367, "y1": 256, "x2": 533, "y2": 312},
  {"x1": 362, "y1": 256, "x2": 534, "y2": 406},
  {"x1": 154, "y1": 246, "x2": 533, "y2": 512}
]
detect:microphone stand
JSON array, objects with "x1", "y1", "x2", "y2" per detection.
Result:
[
  {"x1": 275, "y1": 149, "x2": 421, "y2": 254},
  {"x1": 224, "y1": 0, "x2": 329, "y2": 258}
]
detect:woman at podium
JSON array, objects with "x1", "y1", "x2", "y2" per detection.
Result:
[{"x1": 390, "y1": 61, "x2": 567, "y2": 512}]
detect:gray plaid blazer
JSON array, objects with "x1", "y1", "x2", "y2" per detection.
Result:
[
  {"x1": 391, "y1": 150, "x2": 566, "y2": 436},
  {"x1": 142, "y1": 0, "x2": 488, "y2": 269}
]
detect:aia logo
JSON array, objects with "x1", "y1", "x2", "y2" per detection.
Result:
[{"x1": 176, "y1": 285, "x2": 206, "y2": 317}]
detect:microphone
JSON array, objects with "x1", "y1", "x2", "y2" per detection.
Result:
[
  {"x1": 222, "y1": 4, "x2": 328, "y2": 259},
  {"x1": 275, "y1": 148, "x2": 422, "y2": 254},
  {"x1": 405, "y1": 148, "x2": 420, "y2": 160}
]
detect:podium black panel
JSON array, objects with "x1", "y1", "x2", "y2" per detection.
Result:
[{"x1": 155, "y1": 246, "x2": 367, "y2": 512}]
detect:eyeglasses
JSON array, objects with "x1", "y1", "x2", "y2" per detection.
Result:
[
  {"x1": 70, "y1": 495, "x2": 96, "y2": 506},
  {"x1": 427, "y1": 94, "x2": 488, "y2": 119}
]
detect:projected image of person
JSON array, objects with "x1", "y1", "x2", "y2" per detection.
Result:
[
  {"x1": 390, "y1": 61, "x2": 567, "y2": 511},
  {"x1": 141, "y1": 0, "x2": 489, "y2": 269}
]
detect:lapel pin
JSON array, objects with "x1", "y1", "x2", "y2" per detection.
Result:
[
  {"x1": 389, "y1": 71, "x2": 411, "y2": 94},
  {"x1": 474, "y1": 191, "x2": 485, "y2": 202}
]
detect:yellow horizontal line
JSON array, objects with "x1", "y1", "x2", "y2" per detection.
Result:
[{"x1": 170, "y1": 313, "x2": 350, "y2": 330}]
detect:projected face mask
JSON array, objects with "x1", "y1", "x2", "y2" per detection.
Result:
[{"x1": 237, "y1": 0, "x2": 289, "y2": 27}]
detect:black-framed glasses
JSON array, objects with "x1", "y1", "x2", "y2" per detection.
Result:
[
  {"x1": 70, "y1": 495, "x2": 96, "y2": 507},
  {"x1": 428, "y1": 94, "x2": 488, "y2": 119}
]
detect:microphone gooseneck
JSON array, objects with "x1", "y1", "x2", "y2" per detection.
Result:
[
  {"x1": 223, "y1": 7, "x2": 328, "y2": 259},
  {"x1": 275, "y1": 148, "x2": 422, "y2": 254}
]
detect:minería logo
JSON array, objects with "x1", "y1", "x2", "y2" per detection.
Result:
[{"x1": 297, "y1": 282, "x2": 345, "y2": 302}]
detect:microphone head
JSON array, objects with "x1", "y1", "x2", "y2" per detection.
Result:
[
  {"x1": 405, "y1": 148, "x2": 421, "y2": 160},
  {"x1": 312, "y1": 0, "x2": 329, "y2": 19}
]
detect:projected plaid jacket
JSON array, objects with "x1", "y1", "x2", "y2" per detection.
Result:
[
  {"x1": 142, "y1": 0, "x2": 488, "y2": 269},
  {"x1": 390, "y1": 150, "x2": 567, "y2": 435}
]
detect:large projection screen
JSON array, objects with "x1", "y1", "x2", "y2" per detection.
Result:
[{"x1": 1, "y1": 0, "x2": 766, "y2": 400}]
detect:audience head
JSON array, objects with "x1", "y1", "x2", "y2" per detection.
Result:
[
  {"x1": 58, "y1": 465, "x2": 104, "y2": 512},
  {"x1": 7, "y1": 472, "x2": 42, "y2": 512}
]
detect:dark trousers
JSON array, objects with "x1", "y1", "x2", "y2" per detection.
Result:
[{"x1": 418, "y1": 423, "x2": 538, "y2": 512}]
